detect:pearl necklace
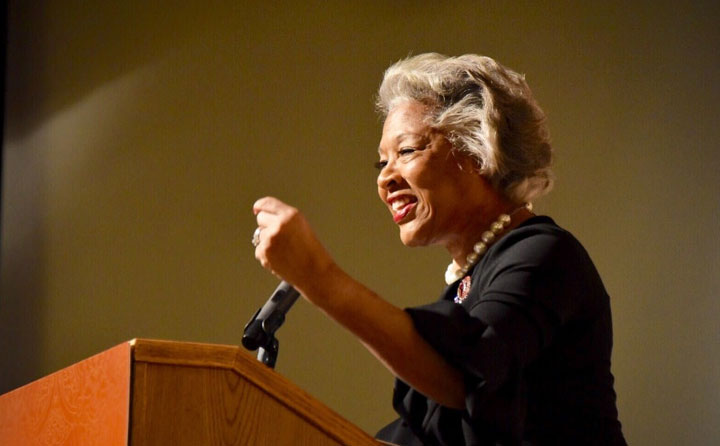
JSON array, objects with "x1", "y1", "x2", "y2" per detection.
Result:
[{"x1": 444, "y1": 203, "x2": 532, "y2": 285}]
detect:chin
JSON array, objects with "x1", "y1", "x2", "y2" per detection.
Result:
[
  {"x1": 400, "y1": 237, "x2": 422, "y2": 247},
  {"x1": 398, "y1": 226, "x2": 429, "y2": 247}
]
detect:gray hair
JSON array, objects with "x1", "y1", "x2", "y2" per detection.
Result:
[{"x1": 376, "y1": 53, "x2": 553, "y2": 203}]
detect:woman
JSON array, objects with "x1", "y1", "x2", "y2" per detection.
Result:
[{"x1": 252, "y1": 53, "x2": 626, "y2": 445}]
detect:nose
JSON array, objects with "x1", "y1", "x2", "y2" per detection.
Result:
[{"x1": 377, "y1": 159, "x2": 400, "y2": 191}]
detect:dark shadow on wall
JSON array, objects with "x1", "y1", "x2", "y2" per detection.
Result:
[
  {"x1": 0, "y1": 0, "x2": 169, "y2": 392},
  {"x1": 0, "y1": 234, "x2": 48, "y2": 393},
  {"x1": 1, "y1": 1, "x2": 48, "y2": 386},
  {"x1": 1, "y1": 0, "x2": 5, "y2": 234},
  {"x1": 4, "y1": 0, "x2": 262, "y2": 142},
  {"x1": 0, "y1": 1, "x2": 45, "y2": 393},
  {"x1": 0, "y1": 0, "x2": 49, "y2": 394},
  {"x1": 0, "y1": 0, "x2": 268, "y2": 392}
]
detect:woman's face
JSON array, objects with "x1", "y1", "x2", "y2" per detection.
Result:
[{"x1": 377, "y1": 100, "x2": 487, "y2": 248}]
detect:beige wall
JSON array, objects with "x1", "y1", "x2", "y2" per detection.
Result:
[{"x1": 2, "y1": 1, "x2": 719, "y2": 444}]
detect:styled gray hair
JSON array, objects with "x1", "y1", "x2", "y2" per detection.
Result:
[{"x1": 376, "y1": 53, "x2": 553, "y2": 203}]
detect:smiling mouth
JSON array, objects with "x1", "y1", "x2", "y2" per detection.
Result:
[{"x1": 390, "y1": 197, "x2": 417, "y2": 223}]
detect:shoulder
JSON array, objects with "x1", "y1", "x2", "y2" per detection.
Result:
[
  {"x1": 470, "y1": 216, "x2": 608, "y2": 319},
  {"x1": 487, "y1": 216, "x2": 590, "y2": 269}
]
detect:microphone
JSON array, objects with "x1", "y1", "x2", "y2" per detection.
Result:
[{"x1": 242, "y1": 281, "x2": 300, "y2": 352}]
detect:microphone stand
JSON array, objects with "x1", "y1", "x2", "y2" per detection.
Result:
[{"x1": 241, "y1": 282, "x2": 300, "y2": 368}]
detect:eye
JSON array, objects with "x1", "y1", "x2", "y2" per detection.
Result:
[
  {"x1": 399, "y1": 147, "x2": 416, "y2": 156},
  {"x1": 374, "y1": 160, "x2": 388, "y2": 170}
]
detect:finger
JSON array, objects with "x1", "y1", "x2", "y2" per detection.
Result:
[
  {"x1": 254, "y1": 243, "x2": 280, "y2": 278},
  {"x1": 255, "y1": 248, "x2": 271, "y2": 270},
  {"x1": 255, "y1": 210, "x2": 278, "y2": 228},
  {"x1": 253, "y1": 196, "x2": 288, "y2": 215}
]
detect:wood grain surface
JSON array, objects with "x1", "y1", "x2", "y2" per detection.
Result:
[
  {"x1": 131, "y1": 338, "x2": 380, "y2": 446},
  {"x1": 0, "y1": 342, "x2": 131, "y2": 446}
]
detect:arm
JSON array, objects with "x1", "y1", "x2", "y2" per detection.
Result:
[{"x1": 253, "y1": 197, "x2": 465, "y2": 409}]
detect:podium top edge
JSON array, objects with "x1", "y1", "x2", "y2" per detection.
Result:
[
  {"x1": 128, "y1": 338, "x2": 380, "y2": 445},
  {"x1": 130, "y1": 338, "x2": 241, "y2": 369}
]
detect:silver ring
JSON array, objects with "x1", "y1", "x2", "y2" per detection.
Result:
[{"x1": 251, "y1": 227, "x2": 261, "y2": 247}]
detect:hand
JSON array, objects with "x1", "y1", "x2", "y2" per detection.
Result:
[{"x1": 253, "y1": 197, "x2": 335, "y2": 289}]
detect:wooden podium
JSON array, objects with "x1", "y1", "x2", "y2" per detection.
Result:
[{"x1": 0, "y1": 339, "x2": 382, "y2": 445}]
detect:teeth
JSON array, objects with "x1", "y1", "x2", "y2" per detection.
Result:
[{"x1": 390, "y1": 197, "x2": 412, "y2": 212}]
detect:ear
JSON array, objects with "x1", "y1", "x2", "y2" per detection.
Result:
[
  {"x1": 451, "y1": 148, "x2": 483, "y2": 173},
  {"x1": 450, "y1": 149, "x2": 499, "y2": 199}
]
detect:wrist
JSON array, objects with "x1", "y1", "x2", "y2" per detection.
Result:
[{"x1": 294, "y1": 260, "x2": 344, "y2": 307}]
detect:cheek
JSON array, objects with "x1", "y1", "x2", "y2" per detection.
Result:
[
  {"x1": 413, "y1": 175, "x2": 451, "y2": 209},
  {"x1": 415, "y1": 183, "x2": 462, "y2": 226}
]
